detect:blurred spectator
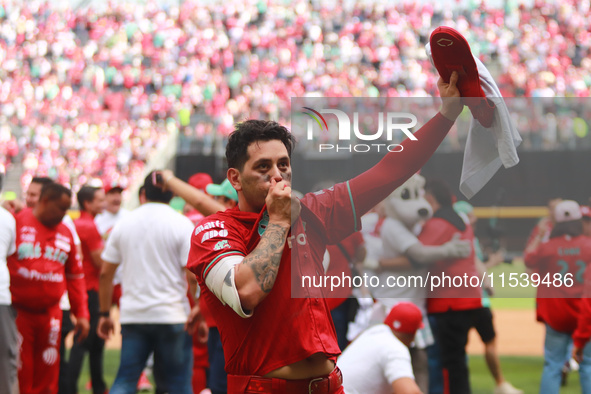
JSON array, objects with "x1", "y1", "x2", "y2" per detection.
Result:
[
  {"x1": 524, "y1": 200, "x2": 591, "y2": 393},
  {"x1": 0, "y1": 168, "x2": 18, "y2": 394},
  {"x1": 97, "y1": 171, "x2": 195, "y2": 393},
  {"x1": 68, "y1": 185, "x2": 107, "y2": 394},
  {"x1": 95, "y1": 182, "x2": 128, "y2": 238}
]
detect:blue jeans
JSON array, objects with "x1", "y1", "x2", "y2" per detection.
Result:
[
  {"x1": 580, "y1": 340, "x2": 591, "y2": 394},
  {"x1": 330, "y1": 301, "x2": 350, "y2": 351},
  {"x1": 427, "y1": 314, "x2": 443, "y2": 394},
  {"x1": 207, "y1": 327, "x2": 227, "y2": 394},
  {"x1": 539, "y1": 324, "x2": 588, "y2": 394},
  {"x1": 110, "y1": 324, "x2": 193, "y2": 394}
]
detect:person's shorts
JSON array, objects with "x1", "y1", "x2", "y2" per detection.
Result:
[{"x1": 472, "y1": 307, "x2": 496, "y2": 343}]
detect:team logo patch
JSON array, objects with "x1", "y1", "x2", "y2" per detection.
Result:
[
  {"x1": 213, "y1": 240, "x2": 231, "y2": 251},
  {"x1": 42, "y1": 347, "x2": 59, "y2": 365},
  {"x1": 437, "y1": 38, "x2": 454, "y2": 47}
]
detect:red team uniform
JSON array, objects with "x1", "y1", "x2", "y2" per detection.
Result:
[
  {"x1": 189, "y1": 191, "x2": 348, "y2": 377},
  {"x1": 75, "y1": 211, "x2": 104, "y2": 293},
  {"x1": 324, "y1": 232, "x2": 365, "y2": 309},
  {"x1": 420, "y1": 208, "x2": 482, "y2": 393},
  {"x1": 8, "y1": 209, "x2": 89, "y2": 394},
  {"x1": 187, "y1": 113, "x2": 455, "y2": 392},
  {"x1": 524, "y1": 234, "x2": 591, "y2": 334},
  {"x1": 422, "y1": 215, "x2": 482, "y2": 313}
]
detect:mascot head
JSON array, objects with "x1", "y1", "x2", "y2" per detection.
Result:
[{"x1": 383, "y1": 173, "x2": 432, "y2": 229}]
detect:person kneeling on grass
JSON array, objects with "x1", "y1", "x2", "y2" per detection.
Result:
[{"x1": 338, "y1": 302, "x2": 424, "y2": 394}]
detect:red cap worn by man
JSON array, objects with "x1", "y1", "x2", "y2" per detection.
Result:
[{"x1": 185, "y1": 173, "x2": 214, "y2": 225}]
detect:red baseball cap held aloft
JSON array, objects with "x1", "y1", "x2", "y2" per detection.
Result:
[
  {"x1": 429, "y1": 26, "x2": 496, "y2": 127},
  {"x1": 188, "y1": 172, "x2": 213, "y2": 191},
  {"x1": 384, "y1": 302, "x2": 424, "y2": 334}
]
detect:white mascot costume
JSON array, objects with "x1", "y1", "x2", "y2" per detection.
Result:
[{"x1": 357, "y1": 173, "x2": 471, "y2": 392}]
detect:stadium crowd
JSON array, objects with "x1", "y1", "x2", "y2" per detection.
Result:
[{"x1": 0, "y1": 0, "x2": 590, "y2": 196}]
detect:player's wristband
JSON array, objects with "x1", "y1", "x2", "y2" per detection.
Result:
[{"x1": 98, "y1": 311, "x2": 110, "y2": 318}]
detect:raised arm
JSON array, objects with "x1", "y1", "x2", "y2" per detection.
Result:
[
  {"x1": 234, "y1": 179, "x2": 293, "y2": 311},
  {"x1": 349, "y1": 73, "x2": 463, "y2": 218},
  {"x1": 405, "y1": 236, "x2": 472, "y2": 265},
  {"x1": 157, "y1": 170, "x2": 226, "y2": 216}
]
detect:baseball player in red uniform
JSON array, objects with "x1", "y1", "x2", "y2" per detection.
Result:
[
  {"x1": 69, "y1": 185, "x2": 107, "y2": 394},
  {"x1": 420, "y1": 179, "x2": 482, "y2": 394},
  {"x1": 524, "y1": 200, "x2": 591, "y2": 393},
  {"x1": 186, "y1": 74, "x2": 464, "y2": 393},
  {"x1": 8, "y1": 183, "x2": 90, "y2": 394},
  {"x1": 573, "y1": 261, "x2": 591, "y2": 377}
]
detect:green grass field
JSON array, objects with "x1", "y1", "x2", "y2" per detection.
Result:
[
  {"x1": 469, "y1": 356, "x2": 582, "y2": 394},
  {"x1": 74, "y1": 351, "x2": 582, "y2": 394}
]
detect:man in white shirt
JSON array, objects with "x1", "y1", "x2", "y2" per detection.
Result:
[
  {"x1": 0, "y1": 170, "x2": 18, "y2": 394},
  {"x1": 338, "y1": 302, "x2": 424, "y2": 394},
  {"x1": 97, "y1": 172, "x2": 196, "y2": 394},
  {"x1": 94, "y1": 182, "x2": 128, "y2": 238}
]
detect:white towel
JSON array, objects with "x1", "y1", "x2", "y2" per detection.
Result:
[{"x1": 426, "y1": 43, "x2": 522, "y2": 199}]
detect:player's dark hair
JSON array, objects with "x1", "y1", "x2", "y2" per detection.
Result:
[
  {"x1": 31, "y1": 177, "x2": 54, "y2": 187},
  {"x1": 226, "y1": 120, "x2": 295, "y2": 171},
  {"x1": 40, "y1": 183, "x2": 72, "y2": 202},
  {"x1": 550, "y1": 220, "x2": 583, "y2": 238},
  {"x1": 424, "y1": 179, "x2": 453, "y2": 208},
  {"x1": 143, "y1": 171, "x2": 173, "y2": 204},
  {"x1": 77, "y1": 186, "x2": 100, "y2": 212}
]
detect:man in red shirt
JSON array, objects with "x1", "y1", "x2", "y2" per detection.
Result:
[
  {"x1": 572, "y1": 207, "x2": 591, "y2": 383},
  {"x1": 187, "y1": 74, "x2": 464, "y2": 393},
  {"x1": 8, "y1": 182, "x2": 90, "y2": 394},
  {"x1": 525, "y1": 200, "x2": 591, "y2": 393},
  {"x1": 420, "y1": 179, "x2": 482, "y2": 394},
  {"x1": 68, "y1": 185, "x2": 107, "y2": 394}
]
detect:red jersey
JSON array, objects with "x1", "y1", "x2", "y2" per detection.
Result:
[
  {"x1": 524, "y1": 234, "x2": 591, "y2": 334},
  {"x1": 325, "y1": 232, "x2": 364, "y2": 310},
  {"x1": 187, "y1": 112, "x2": 454, "y2": 376},
  {"x1": 8, "y1": 209, "x2": 89, "y2": 319},
  {"x1": 421, "y1": 209, "x2": 482, "y2": 314},
  {"x1": 74, "y1": 211, "x2": 104, "y2": 291},
  {"x1": 188, "y1": 183, "x2": 357, "y2": 376},
  {"x1": 574, "y1": 266, "x2": 591, "y2": 348}
]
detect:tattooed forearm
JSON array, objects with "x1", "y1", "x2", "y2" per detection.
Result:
[{"x1": 243, "y1": 223, "x2": 290, "y2": 293}]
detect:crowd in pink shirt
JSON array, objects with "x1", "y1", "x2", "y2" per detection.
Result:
[{"x1": 0, "y1": 0, "x2": 589, "y2": 191}]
